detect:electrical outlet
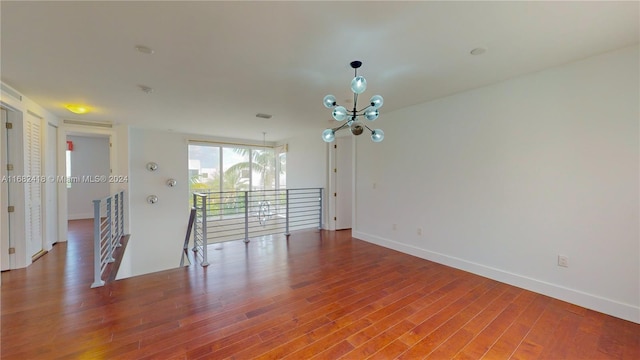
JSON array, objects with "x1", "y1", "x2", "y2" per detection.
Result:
[
  {"x1": 392, "y1": 224, "x2": 397, "y2": 231},
  {"x1": 557, "y1": 255, "x2": 568, "y2": 268},
  {"x1": 373, "y1": 182, "x2": 377, "y2": 189},
  {"x1": 417, "y1": 227, "x2": 422, "y2": 236}
]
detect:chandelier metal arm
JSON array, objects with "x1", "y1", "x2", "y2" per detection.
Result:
[
  {"x1": 353, "y1": 93, "x2": 359, "y2": 114},
  {"x1": 332, "y1": 121, "x2": 351, "y2": 133},
  {"x1": 331, "y1": 104, "x2": 368, "y2": 116}
]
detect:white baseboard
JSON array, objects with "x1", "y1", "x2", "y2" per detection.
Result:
[{"x1": 352, "y1": 230, "x2": 639, "y2": 324}]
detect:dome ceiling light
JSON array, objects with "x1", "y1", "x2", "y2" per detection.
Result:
[
  {"x1": 322, "y1": 61, "x2": 385, "y2": 143},
  {"x1": 65, "y1": 104, "x2": 90, "y2": 114}
]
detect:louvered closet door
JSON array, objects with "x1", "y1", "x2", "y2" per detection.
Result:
[{"x1": 25, "y1": 114, "x2": 43, "y2": 258}]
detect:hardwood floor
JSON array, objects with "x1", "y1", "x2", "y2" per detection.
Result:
[{"x1": 1, "y1": 220, "x2": 638, "y2": 359}]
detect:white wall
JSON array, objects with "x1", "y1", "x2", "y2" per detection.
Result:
[
  {"x1": 117, "y1": 128, "x2": 189, "y2": 278},
  {"x1": 67, "y1": 135, "x2": 110, "y2": 219},
  {"x1": 282, "y1": 129, "x2": 328, "y2": 189},
  {"x1": 281, "y1": 129, "x2": 330, "y2": 228},
  {"x1": 353, "y1": 45, "x2": 639, "y2": 323}
]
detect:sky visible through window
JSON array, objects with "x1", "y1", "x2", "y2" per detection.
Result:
[{"x1": 189, "y1": 144, "x2": 284, "y2": 193}]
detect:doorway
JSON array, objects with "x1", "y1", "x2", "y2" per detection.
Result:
[
  {"x1": 66, "y1": 135, "x2": 110, "y2": 220},
  {"x1": 333, "y1": 136, "x2": 353, "y2": 230}
]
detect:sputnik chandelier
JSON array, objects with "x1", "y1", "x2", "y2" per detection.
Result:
[{"x1": 322, "y1": 61, "x2": 385, "y2": 143}]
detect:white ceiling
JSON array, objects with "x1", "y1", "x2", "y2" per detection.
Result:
[{"x1": 1, "y1": 1, "x2": 638, "y2": 142}]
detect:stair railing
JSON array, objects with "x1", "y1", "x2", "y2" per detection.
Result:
[{"x1": 91, "y1": 190, "x2": 126, "y2": 288}]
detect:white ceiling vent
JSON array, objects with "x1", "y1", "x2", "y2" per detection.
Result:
[
  {"x1": 63, "y1": 119, "x2": 113, "y2": 128},
  {"x1": 1, "y1": 83, "x2": 22, "y2": 101}
]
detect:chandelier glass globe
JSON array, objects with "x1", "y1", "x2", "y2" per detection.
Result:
[
  {"x1": 351, "y1": 76, "x2": 367, "y2": 94},
  {"x1": 371, "y1": 129, "x2": 384, "y2": 142},
  {"x1": 322, "y1": 129, "x2": 336, "y2": 143},
  {"x1": 332, "y1": 106, "x2": 348, "y2": 121},
  {"x1": 323, "y1": 94, "x2": 337, "y2": 109},
  {"x1": 370, "y1": 95, "x2": 384, "y2": 109},
  {"x1": 364, "y1": 107, "x2": 379, "y2": 121}
]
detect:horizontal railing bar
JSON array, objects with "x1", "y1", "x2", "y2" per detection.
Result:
[
  {"x1": 287, "y1": 194, "x2": 321, "y2": 199},
  {"x1": 289, "y1": 219, "x2": 319, "y2": 225},
  {"x1": 208, "y1": 226, "x2": 249, "y2": 233},
  {"x1": 288, "y1": 207, "x2": 320, "y2": 212},
  {"x1": 207, "y1": 225, "x2": 246, "y2": 231},
  {"x1": 289, "y1": 220, "x2": 318, "y2": 225},
  {"x1": 287, "y1": 200, "x2": 321, "y2": 204},
  {"x1": 207, "y1": 218, "x2": 247, "y2": 224},
  {"x1": 288, "y1": 222, "x2": 317, "y2": 227},
  {"x1": 289, "y1": 211, "x2": 320, "y2": 216},
  {"x1": 193, "y1": 188, "x2": 321, "y2": 195},
  {"x1": 288, "y1": 208, "x2": 320, "y2": 213},
  {"x1": 246, "y1": 225, "x2": 287, "y2": 232},
  {"x1": 289, "y1": 218, "x2": 319, "y2": 223},
  {"x1": 288, "y1": 208, "x2": 320, "y2": 215},
  {"x1": 288, "y1": 215, "x2": 320, "y2": 221}
]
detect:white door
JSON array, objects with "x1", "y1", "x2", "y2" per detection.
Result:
[
  {"x1": 334, "y1": 136, "x2": 352, "y2": 230},
  {"x1": 25, "y1": 113, "x2": 43, "y2": 259},
  {"x1": 45, "y1": 123, "x2": 58, "y2": 248}
]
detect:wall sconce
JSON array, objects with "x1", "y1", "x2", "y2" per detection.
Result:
[
  {"x1": 147, "y1": 195, "x2": 158, "y2": 204},
  {"x1": 166, "y1": 178, "x2": 177, "y2": 187},
  {"x1": 146, "y1": 162, "x2": 158, "y2": 172}
]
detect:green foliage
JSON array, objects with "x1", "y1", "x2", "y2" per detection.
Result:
[{"x1": 189, "y1": 145, "x2": 287, "y2": 215}]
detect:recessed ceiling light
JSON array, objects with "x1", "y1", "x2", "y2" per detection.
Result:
[
  {"x1": 256, "y1": 113, "x2": 272, "y2": 119},
  {"x1": 135, "y1": 45, "x2": 154, "y2": 54},
  {"x1": 470, "y1": 47, "x2": 487, "y2": 56},
  {"x1": 65, "y1": 104, "x2": 90, "y2": 114},
  {"x1": 138, "y1": 85, "x2": 153, "y2": 94}
]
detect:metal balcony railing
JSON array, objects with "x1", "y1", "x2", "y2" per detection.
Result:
[{"x1": 186, "y1": 188, "x2": 323, "y2": 267}]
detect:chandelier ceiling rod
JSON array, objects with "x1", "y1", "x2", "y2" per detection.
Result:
[{"x1": 321, "y1": 61, "x2": 385, "y2": 143}]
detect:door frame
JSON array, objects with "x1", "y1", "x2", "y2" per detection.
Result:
[
  {"x1": 58, "y1": 124, "x2": 119, "y2": 242},
  {"x1": 0, "y1": 102, "x2": 27, "y2": 269},
  {"x1": 327, "y1": 134, "x2": 356, "y2": 231},
  {"x1": 1, "y1": 107, "x2": 11, "y2": 271},
  {"x1": 45, "y1": 122, "x2": 59, "y2": 249}
]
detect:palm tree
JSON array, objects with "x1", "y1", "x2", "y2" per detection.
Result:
[
  {"x1": 188, "y1": 145, "x2": 285, "y2": 216},
  {"x1": 224, "y1": 148, "x2": 282, "y2": 191}
]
